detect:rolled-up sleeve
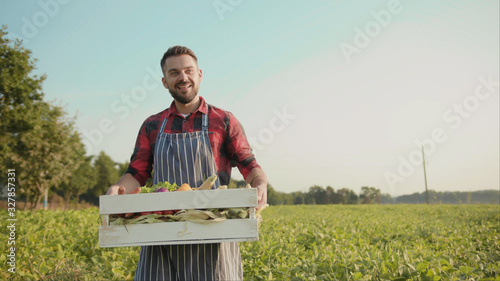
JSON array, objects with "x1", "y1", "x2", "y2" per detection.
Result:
[
  {"x1": 226, "y1": 112, "x2": 261, "y2": 179},
  {"x1": 126, "y1": 121, "x2": 154, "y2": 186}
]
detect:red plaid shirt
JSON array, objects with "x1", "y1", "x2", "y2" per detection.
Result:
[{"x1": 126, "y1": 96, "x2": 260, "y2": 186}]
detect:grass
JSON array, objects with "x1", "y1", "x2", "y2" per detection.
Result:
[{"x1": 1, "y1": 204, "x2": 498, "y2": 280}]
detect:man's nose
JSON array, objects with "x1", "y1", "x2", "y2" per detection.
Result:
[{"x1": 179, "y1": 71, "x2": 189, "y2": 81}]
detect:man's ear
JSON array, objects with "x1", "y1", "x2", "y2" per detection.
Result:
[
  {"x1": 199, "y1": 69, "x2": 203, "y2": 82},
  {"x1": 162, "y1": 76, "x2": 169, "y2": 90}
]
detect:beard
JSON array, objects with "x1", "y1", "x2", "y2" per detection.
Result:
[{"x1": 168, "y1": 82, "x2": 199, "y2": 104}]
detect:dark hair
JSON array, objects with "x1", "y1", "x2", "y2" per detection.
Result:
[{"x1": 160, "y1": 45, "x2": 198, "y2": 71}]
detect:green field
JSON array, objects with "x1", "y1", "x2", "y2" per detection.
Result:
[{"x1": 1, "y1": 205, "x2": 499, "y2": 280}]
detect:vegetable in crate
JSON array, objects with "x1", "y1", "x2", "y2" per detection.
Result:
[
  {"x1": 140, "y1": 180, "x2": 178, "y2": 193},
  {"x1": 140, "y1": 176, "x2": 215, "y2": 192},
  {"x1": 154, "y1": 187, "x2": 169, "y2": 193},
  {"x1": 138, "y1": 180, "x2": 193, "y2": 215},
  {"x1": 197, "y1": 174, "x2": 217, "y2": 190},
  {"x1": 176, "y1": 183, "x2": 192, "y2": 191},
  {"x1": 108, "y1": 174, "x2": 267, "y2": 225}
]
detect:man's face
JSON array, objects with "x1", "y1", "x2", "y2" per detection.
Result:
[{"x1": 162, "y1": 54, "x2": 203, "y2": 104}]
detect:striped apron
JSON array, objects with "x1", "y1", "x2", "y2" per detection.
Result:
[{"x1": 134, "y1": 113, "x2": 243, "y2": 281}]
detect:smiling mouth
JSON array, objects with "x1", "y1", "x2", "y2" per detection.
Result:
[{"x1": 176, "y1": 83, "x2": 192, "y2": 90}]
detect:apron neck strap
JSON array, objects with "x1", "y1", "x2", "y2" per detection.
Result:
[
  {"x1": 202, "y1": 113, "x2": 209, "y2": 132},
  {"x1": 158, "y1": 113, "x2": 208, "y2": 133}
]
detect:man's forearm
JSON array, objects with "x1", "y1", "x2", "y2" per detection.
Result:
[
  {"x1": 246, "y1": 167, "x2": 268, "y2": 209},
  {"x1": 246, "y1": 167, "x2": 267, "y2": 187}
]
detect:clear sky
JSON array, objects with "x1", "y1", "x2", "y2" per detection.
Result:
[{"x1": 1, "y1": 0, "x2": 498, "y2": 196}]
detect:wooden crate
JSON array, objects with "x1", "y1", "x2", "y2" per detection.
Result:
[{"x1": 99, "y1": 188, "x2": 259, "y2": 247}]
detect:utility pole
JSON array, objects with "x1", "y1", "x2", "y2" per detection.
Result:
[{"x1": 422, "y1": 146, "x2": 429, "y2": 204}]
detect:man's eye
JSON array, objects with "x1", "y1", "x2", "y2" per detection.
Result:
[
  {"x1": 170, "y1": 71, "x2": 178, "y2": 76},
  {"x1": 186, "y1": 69, "x2": 193, "y2": 74}
]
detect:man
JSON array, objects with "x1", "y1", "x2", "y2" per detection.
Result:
[{"x1": 106, "y1": 45, "x2": 267, "y2": 280}]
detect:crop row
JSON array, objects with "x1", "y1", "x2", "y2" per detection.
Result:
[{"x1": 1, "y1": 204, "x2": 499, "y2": 280}]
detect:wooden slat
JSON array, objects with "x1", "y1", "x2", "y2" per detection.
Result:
[
  {"x1": 249, "y1": 207, "x2": 256, "y2": 219},
  {"x1": 100, "y1": 237, "x2": 259, "y2": 247},
  {"x1": 99, "y1": 188, "x2": 258, "y2": 215},
  {"x1": 99, "y1": 219, "x2": 259, "y2": 247},
  {"x1": 102, "y1": 214, "x2": 109, "y2": 226}
]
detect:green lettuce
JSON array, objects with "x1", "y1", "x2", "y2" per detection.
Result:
[{"x1": 140, "y1": 181, "x2": 179, "y2": 193}]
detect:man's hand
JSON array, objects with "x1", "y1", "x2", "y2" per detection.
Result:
[
  {"x1": 106, "y1": 185, "x2": 121, "y2": 195},
  {"x1": 106, "y1": 173, "x2": 141, "y2": 196},
  {"x1": 247, "y1": 167, "x2": 268, "y2": 210},
  {"x1": 255, "y1": 183, "x2": 268, "y2": 210}
]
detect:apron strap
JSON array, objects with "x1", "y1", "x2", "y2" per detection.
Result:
[
  {"x1": 202, "y1": 113, "x2": 209, "y2": 132},
  {"x1": 158, "y1": 117, "x2": 168, "y2": 134},
  {"x1": 157, "y1": 113, "x2": 208, "y2": 135}
]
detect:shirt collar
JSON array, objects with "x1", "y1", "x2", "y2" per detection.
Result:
[{"x1": 166, "y1": 96, "x2": 208, "y2": 117}]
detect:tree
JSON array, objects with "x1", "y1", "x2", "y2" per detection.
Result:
[
  {"x1": 325, "y1": 186, "x2": 344, "y2": 204},
  {"x1": 280, "y1": 192, "x2": 295, "y2": 205},
  {"x1": 305, "y1": 185, "x2": 327, "y2": 204},
  {"x1": 265, "y1": 184, "x2": 295, "y2": 205},
  {"x1": 13, "y1": 102, "x2": 85, "y2": 209},
  {"x1": 0, "y1": 25, "x2": 45, "y2": 188},
  {"x1": 325, "y1": 186, "x2": 335, "y2": 204},
  {"x1": 1, "y1": 26, "x2": 84, "y2": 209},
  {"x1": 90, "y1": 151, "x2": 119, "y2": 197},
  {"x1": 337, "y1": 188, "x2": 358, "y2": 204},
  {"x1": 361, "y1": 186, "x2": 381, "y2": 204},
  {"x1": 292, "y1": 191, "x2": 305, "y2": 204},
  {"x1": 381, "y1": 193, "x2": 393, "y2": 204},
  {"x1": 57, "y1": 155, "x2": 96, "y2": 209},
  {"x1": 267, "y1": 184, "x2": 281, "y2": 205}
]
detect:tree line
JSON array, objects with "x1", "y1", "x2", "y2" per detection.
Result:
[
  {"x1": 265, "y1": 184, "x2": 389, "y2": 205},
  {"x1": 229, "y1": 179, "x2": 389, "y2": 205},
  {"x1": 260, "y1": 183, "x2": 499, "y2": 205},
  {"x1": 394, "y1": 189, "x2": 499, "y2": 204}
]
